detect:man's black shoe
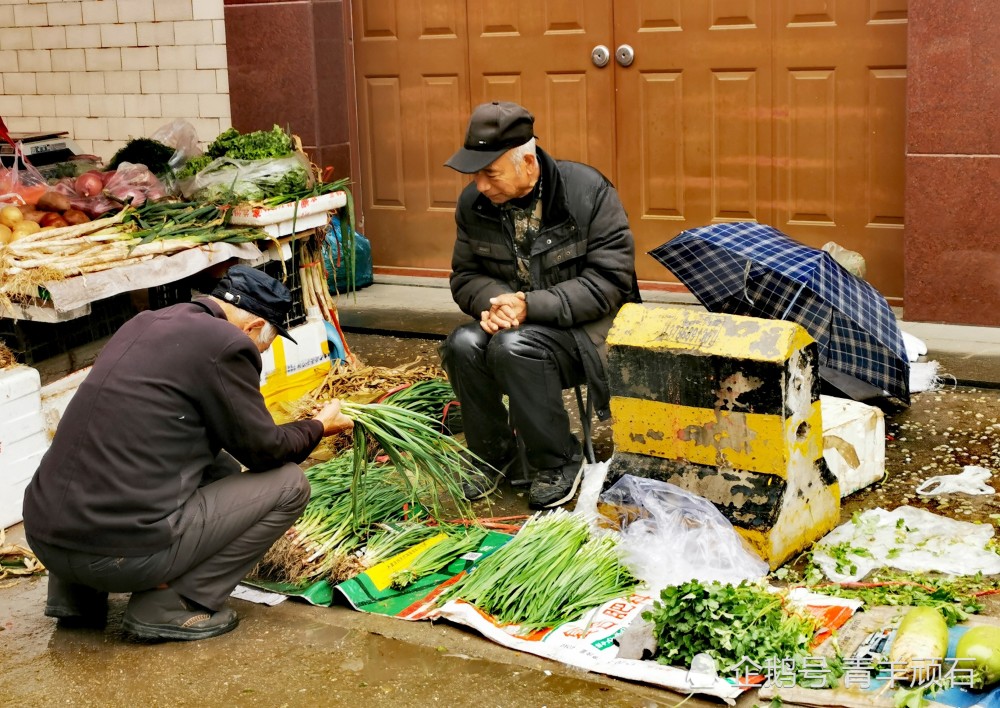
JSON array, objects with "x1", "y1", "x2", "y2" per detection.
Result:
[
  {"x1": 528, "y1": 459, "x2": 584, "y2": 509},
  {"x1": 462, "y1": 451, "x2": 520, "y2": 501},
  {"x1": 45, "y1": 573, "x2": 109, "y2": 628},
  {"x1": 122, "y1": 587, "x2": 238, "y2": 642}
]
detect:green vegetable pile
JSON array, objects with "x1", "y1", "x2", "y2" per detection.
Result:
[
  {"x1": 441, "y1": 510, "x2": 638, "y2": 632},
  {"x1": 643, "y1": 579, "x2": 821, "y2": 675},
  {"x1": 206, "y1": 125, "x2": 294, "y2": 161},
  {"x1": 391, "y1": 527, "x2": 488, "y2": 589}
]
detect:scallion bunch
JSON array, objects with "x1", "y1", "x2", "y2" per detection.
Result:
[
  {"x1": 390, "y1": 527, "x2": 488, "y2": 589},
  {"x1": 340, "y1": 401, "x2": 485, "y2": 522},
  {"x1": 441, "y1": 510, "x2": 638, "y2": 632}
]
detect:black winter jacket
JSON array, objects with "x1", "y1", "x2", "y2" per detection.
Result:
[{"x1": 450, "y1": 147, "x2": 639, "y2": 418}]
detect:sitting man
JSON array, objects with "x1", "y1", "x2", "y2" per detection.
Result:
[
  {"x1": 441, "y1": 101, "x2": 639, "y2": 508},
  {"x1": 23, "y1": 265, "x2": 353, "y2": 641}
]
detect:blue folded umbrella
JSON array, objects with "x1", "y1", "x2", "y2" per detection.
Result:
[{"x1": 650, "y1": 222, "x2": 910, "y2": 406}]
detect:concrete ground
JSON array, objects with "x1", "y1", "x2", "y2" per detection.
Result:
[{"x1": 3, "y1": 279, "x2": 1000, "y2": 706}]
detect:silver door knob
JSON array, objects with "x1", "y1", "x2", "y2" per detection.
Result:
[
  {"x1": 615, "y1": 44, "x2": 635, "y2": 67},
  {"x1": 591, "y1": 45, "x2": 610, "y2": 68}
]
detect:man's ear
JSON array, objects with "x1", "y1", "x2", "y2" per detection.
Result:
[
  {"x1": 242, "y1": 316, "x2": 267, "y2": 335},
  {"x1": 524, "y1": 152, "x2": 538, "y2": 174}
]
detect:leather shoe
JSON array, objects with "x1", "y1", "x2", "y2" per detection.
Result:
[
  {"x1": 45, "y1": 573, "x2": 109, "y2": 628},
  {"x1": 528, "y1": 458, "x2": 584, "y2": 509},
  {"x1": 123, "y1": 587, "x2": 238, "y2": 642}
]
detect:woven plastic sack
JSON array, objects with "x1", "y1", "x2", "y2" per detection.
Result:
[{"x1": 599, "y1": 474, "x2": 768, "y2": 594}]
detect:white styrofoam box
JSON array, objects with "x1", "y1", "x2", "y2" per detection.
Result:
[
  {"x1": 0, "y1": 364, "x2": 41, "y2": 405},
  {"x1": 0, "y1": 365, "x2": 47, "y2": 530},
  {"x1": 821, "y1": 395, "x2": 886, "y2": 498},
  {"x1": 0, "y1": 450, "x2": 44, "y2": 530},
  {"x1": 40, "y1": 366, "x2": 92, "y2": 440},
  {"x1": 229, "y1": 191, "x2": 346, "y2": 226}
]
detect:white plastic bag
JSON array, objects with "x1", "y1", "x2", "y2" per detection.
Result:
[
  {"x1": 598, "y1": 475, "x2": 768, "y2": 593},
  {"x1": 178, "y1": 152, "x2": 312, "y2": 203},
  {"x1": 916, "y1": 465, "x2": 995, "y2": 496}
]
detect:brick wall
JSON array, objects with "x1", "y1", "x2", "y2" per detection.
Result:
[{"x1": 0, "y1": 0, "x2": 230, "y2": 159}]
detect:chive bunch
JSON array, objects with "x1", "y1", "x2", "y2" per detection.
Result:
[
  {"x1": 381, "y1": 379, "x2": 461, "y2": 432},
  {"x1": 441, "y1": 510, "x2": 638, "y2": 632},
  {"x1": 390, "y1": 527, "x2": 488, "y2": 589},
  {"x1": 257, "y1": 454, "x2": 418, "y2": 585}
]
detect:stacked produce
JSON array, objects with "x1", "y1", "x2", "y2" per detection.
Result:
[
  {"x1": 256, "y1": 453, "x2": 418, "y2": 585},
  {"x1": 441, "y1": 510, "x2": 638, "y2": 632},
  {"x1": 0, "y1": 200, "x2": 269, "y2": 308}
]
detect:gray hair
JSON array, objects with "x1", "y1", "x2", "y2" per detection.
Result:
[
  {"x1": 259, "y1": 321, "x2": 278, "y2": 345},
  {"x1": 509, "y1": 138, "x2": 536, "y2": 172}
]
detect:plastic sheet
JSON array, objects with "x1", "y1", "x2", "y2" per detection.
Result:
[
  {"x1": 916, "y1": 465, "x2": 995, "y2": 496},
  {"x1": 811, "y1": 506, "x2": 1000, "y2": 582},
  {"x1": 598, "y1": 474, "x2": 768, "y2": 593},
  {"x1": 178, "y1": 152, "x2": 312, "y2": 203}
]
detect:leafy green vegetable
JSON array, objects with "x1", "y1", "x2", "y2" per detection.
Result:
[
  {"x1": 799, "y1": 570, "x2": 994, "y2": 626},
  {"x1": 177, "y1": 154, "x2": 212, "y2": 180},
  {"x1": 207, "y1": 125, "x2": 294, "y2": 160},
  {"x1": 642, "y1": 580, "x2": 822, "y2": 678},
  {"x1": 108, "y1": 137, "x2": 176, "y2": 173}
]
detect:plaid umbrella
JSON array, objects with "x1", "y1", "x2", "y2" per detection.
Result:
[{"x1": 650, "y1": 222, "x2": 909, "y2": 406}]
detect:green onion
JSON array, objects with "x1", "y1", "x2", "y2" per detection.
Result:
[
  {"x1": 390, "y1": 527, "x2": 488, "y2": 589},
  {"x1": 441, "y1": 510, "x2": 638, "y2": 632},
  {"x1": 340, "y1": 401, "x2": 485, "y2": 523}
]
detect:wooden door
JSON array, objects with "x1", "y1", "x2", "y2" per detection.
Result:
[
  {"x1": 351, "y1": 0, "x2": 908, "y2": 298},
  {"x1": 351, "y1": 1, "x2": 471, "y2": 270},
  {"x1": 352, "y1": 0, "x2": 614, "y2": 273},
  {"x1": 614, "y1": 2, "x2": 774, "y2": 282},
  {"x1": 772, "y1": 1, "x2": 908, "y2": 297},
  {"x1": 466, "y1": 2, "x2": 616, "y2": 178}
]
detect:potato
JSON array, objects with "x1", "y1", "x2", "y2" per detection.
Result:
[
  {"x1": 0, "y1": 224, "x2": 12, "y2": 245},
  {"x1": 35, "y1": 191, "x2": 73, "y2": 213},
  {"x1": 20, "y1": 209, "x2": 46, "y2": 224},
  {"x1": 62, "y1": 209, "x2": 91, "y2": 225},
  {"x1": 0, "y1": 204, "x2": 23, "y2": 230},
  {"x1": 12, "y1": 220, "x2": 41, "y2": 240},
  {"x1": 39, "y1": 211, "x2": 65, "y2": 227}
]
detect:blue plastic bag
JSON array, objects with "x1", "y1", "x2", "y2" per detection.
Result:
[{"x1": 323, "y1": 217, "x2": 373, "y2": 293}]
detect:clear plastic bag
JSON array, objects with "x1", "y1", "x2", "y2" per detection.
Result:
[
  {"x1": 150, "y1": 118, "x2": 202, "y2": 170},
  {"x1": 178, "y1": 152, "x2": 313, "y2": 203},
  {"x1": 53, "y1": 162, "x2": 167, "y2": 216},
  {"x1": 599, "y1": 474, "x2": 768, "y2": 593}
]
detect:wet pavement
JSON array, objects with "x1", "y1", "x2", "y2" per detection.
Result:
[{"x1": 2, "y1": 331, "x2": 999, "y2": 706}]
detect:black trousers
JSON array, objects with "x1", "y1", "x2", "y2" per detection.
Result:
[
  {"x1": 441, "y1": 321, "x2": 584, "y2": 472},
  {"x1": 28, "y1": 458, "x2": 310, "y2": 611}
]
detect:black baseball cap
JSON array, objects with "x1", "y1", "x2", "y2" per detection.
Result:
[
  {"x1": 445, "y1": 101, "x2": 536, "y2": 174},
  {"x1": 211, "y1": 264, "x2": 297, "y2": 344}
]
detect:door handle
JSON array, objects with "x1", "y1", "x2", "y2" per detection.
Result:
[
  {"x1": 615, "y1": 44, "x2": 635, "y2": 67},
  {"x1": 591, "y1": 45, "x2": 610, "y2": 68}
]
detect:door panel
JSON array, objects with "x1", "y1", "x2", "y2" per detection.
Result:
[
  {"x1": 352, "y1": 0, "x2": 470, "y2": 269},
  {"x1": 468, "y1": 1, "x2": 615, "y2": 176},
  {"x1": 773, "y1": 0, "x2": 907, "y2": 296},
  {"x1": 614, "y1": 1, "x2": 773, "y2": 281}
]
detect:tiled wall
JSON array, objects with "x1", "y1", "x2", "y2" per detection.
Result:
[{"x1": 0, "y1": 0, "x2": 231, "y2": 160}]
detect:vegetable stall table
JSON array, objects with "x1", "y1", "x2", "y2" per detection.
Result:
[{"x1": 0, "y1": 192, "x2": 347, "y2": 371}]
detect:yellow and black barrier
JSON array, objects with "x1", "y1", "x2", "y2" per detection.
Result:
[{"x1": 606, "y1": 304, "x2": 840, "y2": 568}]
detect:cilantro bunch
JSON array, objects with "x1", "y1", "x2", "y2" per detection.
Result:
[{"x1": 642, "y1": 579, "x2": 820, "y2": 672}]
